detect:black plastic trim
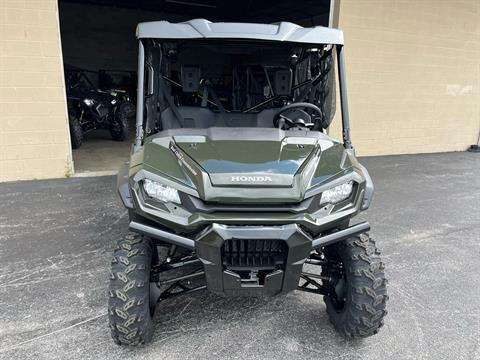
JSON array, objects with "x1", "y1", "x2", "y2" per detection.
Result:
[
  {"x1": 195, "y1": 223, "x2": 312, "y2": 296},
  {"x1": 117, "y1": 161, "x2": 134, "y2": 209},
  {"x1": 180, "y1": 193, "x2": 318, "y2": 213},
  {"x1": 129, "y1": 219, "x2": 369, "y2": 253}
]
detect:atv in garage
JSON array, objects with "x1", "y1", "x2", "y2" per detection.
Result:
[
  {"x1": 65, "y1": 69, "x2": 135, "y2": 149},
  {"x1": 109, "y1": 19, "x2": 388, "y2": 345}
]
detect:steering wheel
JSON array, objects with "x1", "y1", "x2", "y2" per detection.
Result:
[{"x1": 273, "y1": 102, "x2": 322, "y2": 129}]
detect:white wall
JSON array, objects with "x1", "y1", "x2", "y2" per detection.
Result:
[
  {"x1": 0, "y1": 0, "x2": 72, "y2": 181},
  {"x1": 329, "y1": 0, "x2": 480, "y2": 155}
]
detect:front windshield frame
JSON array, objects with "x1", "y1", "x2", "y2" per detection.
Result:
[{"x1": 134, "y1": 38, "x2": 351, "y2": 149}]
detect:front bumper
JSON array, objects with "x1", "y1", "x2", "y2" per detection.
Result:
[{"x1": 130, "y1": 221, "x2": 370, "y2": 296}]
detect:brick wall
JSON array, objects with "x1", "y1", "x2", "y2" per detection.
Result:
[
  {"x1": 0, "y1": 0, "x2": 72, "y2": 181},
  {"x1": 329, "y1": 0, "x2": 480, "y2": 155}
]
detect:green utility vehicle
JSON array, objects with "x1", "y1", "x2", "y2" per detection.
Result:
[{"x1": 109, "y1": 19, "x2": 388, "y2": 345}]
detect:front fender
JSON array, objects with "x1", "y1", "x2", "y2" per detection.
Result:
[
  {"x1": 117, "y1": 161, "x2": 134, "y2": 209},
  {"x1": 357, "y1": 163, "x2": 374, "y2": 210}
]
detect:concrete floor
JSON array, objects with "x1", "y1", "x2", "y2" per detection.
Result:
[
  {"x1": 72, "y1": 121, "x2": 135, "y2": 175},
  {"x1": 0, "y1": 152, "x2": 479, "y2": 360}
]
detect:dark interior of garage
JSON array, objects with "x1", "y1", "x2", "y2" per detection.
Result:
[{"x1": 58, "y1": 0, "x2": 332, "y2": 174}]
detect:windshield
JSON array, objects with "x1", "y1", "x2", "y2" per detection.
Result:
[{"x1": 141, "y1": 39, "x2": 335, "y2": 135}]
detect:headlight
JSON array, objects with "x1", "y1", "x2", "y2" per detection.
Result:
[
  {"x1": 83, "y1": 99, "x2": 94, "y2": 106},
  {"x1": 321, "y1": 181, "x2": 354, "y2": 205},
  {"x1": 143, "y1": 179, "x2": 180, "y2": 204},
  {"x1": 111, "y1": 99, "x2": 117, "y2": 105}
]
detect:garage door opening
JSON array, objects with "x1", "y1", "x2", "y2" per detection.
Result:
[{"x1": 58, "y1": 0, "x2": 333, "y2": 175}]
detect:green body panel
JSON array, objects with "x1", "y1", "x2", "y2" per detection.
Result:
[
  {"x1": 311, "y1": 144, "x2": 351, "y2": 186},
  {"x1": 176, "y1": 138, "x2": 314, "y2": 187},
  {"x1": 125, "y1": 127, "x2": 369, "y2": 235}
]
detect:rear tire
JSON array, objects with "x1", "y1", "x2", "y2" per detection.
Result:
[
  {"x1": 69, "y1": 114, "x2": 83, "y2": 149},
  {"x1": 108, "y1": 233, "x2": 156, "y2": 345},
  {"x1": 322, "y1": 234, "x2": 388, "y2": 338}
]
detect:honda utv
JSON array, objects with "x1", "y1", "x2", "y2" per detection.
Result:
[{"x1": 109, "y1": 19, "x2": 388, "y2": 345}]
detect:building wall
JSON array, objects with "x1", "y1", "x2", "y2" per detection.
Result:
[
  {"x1": 329, "y1": 0, "x2": 480, "y2": 155},
  {"x1": 0, "y1": 0, "x2": 72, "y2": 182}
]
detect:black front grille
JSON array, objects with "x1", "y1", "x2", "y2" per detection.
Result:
[
  {"x1": 222, "y1": 239, "x2": 288, "y2": 270},
  {"x1": 181, "y1": 193, "x2": 315, "y2": 214}
]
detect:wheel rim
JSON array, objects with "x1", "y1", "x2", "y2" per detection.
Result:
[
  {"x1": 330, "y1": 269, "x2": 348, "y2": 311},
  {"x1": 323, "y1": 253, "x2": 348, "y2": 312},
  {"x1": 149, "y1": 282, "x2": 160, "y2": 316}
]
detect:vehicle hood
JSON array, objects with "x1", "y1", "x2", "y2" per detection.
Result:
[
  {"x1": 134, "y1": 128, "x2": 353, "y2": 203},
  {"x1": 174, "y1": 134, "x2": 315, "y2": 187}
]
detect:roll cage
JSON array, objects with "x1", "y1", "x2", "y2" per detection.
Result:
[{"x1": 133, "y1": 20, "x2": 352, "y2": 150}]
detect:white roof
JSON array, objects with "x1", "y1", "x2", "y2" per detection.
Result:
[{"x1": 136, "y1": 19, "x2": 344, "y2": 45}]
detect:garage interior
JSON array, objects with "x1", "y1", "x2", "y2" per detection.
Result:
[{"x1": 58, "y1": 0, "x2": 333, "y2": 174}]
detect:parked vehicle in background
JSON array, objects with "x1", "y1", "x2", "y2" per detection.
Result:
[
  {"x1": 65, "y1": 67, "x2": 136, "y2": 149},
  {"x1": 99, "y1": 69, "x2": 137, "y2": 104}
]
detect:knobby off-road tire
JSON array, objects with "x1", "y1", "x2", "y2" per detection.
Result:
[
  {"x1": 323, "y1": 234, "x2": 388, "y2": 338},
  {"x1": 69, "y1": 114, "x2": 83, "y2": 149},
  {"x1": 110, "y1": 102, "x2": 132, "y2": 141},
  {"x1": 108, "y1": 233, "x2": 155, "y2": 345}
]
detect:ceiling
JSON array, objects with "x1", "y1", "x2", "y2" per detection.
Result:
[{"x1": 59, "y1": 0, "x2": 331, "y2": 25}]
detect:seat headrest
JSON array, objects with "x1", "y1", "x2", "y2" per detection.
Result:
[
  {"x1": 181, "y1": 65, "x2": 201, "y2": 93},
  {"x1": 275, "y1": 69, "x2": 292, "y2": 96}
]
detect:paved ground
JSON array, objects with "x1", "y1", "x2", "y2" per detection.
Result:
[{"x1": 0, "y1": 152, "x2": 479, "y2": 360}]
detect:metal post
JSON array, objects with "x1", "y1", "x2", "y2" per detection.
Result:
[
  {"x1": 336, "y1": 45, "x2": 353, "y2": 149},
  {"x1": 329, "y1": 0, "x2": 341, "y2": 28},
  {"x1": 134, "y1": 41, "x2": 145, "y2": 149}
]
